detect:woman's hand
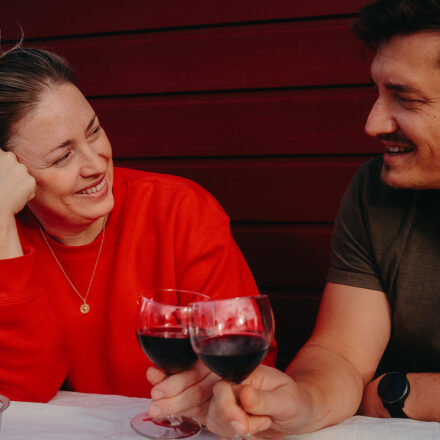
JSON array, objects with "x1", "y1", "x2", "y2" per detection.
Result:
[
  {"x1": 206, "y1": 364, "x2": 314, "y2": 439},
  {"x1": 147, "y1": 360, "x2": 221, "y2": 425},
  {"x1": 0, "y1": 150, "x2": 36, "y2": 217},
  {"x1": 0, "y1": 150, "x2": 35, "y2": 258}
]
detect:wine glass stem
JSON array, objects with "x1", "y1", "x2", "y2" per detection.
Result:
[{"x1": 168, "y1": 414, "x2": 181, "y2": 426}]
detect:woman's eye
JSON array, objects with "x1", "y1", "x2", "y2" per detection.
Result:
[{"x1": 53, "y1": 151, "x2": 71, "y2": 165}]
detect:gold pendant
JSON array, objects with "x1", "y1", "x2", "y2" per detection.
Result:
[{"x1": 80, "y1": 303, "x2": 90, "y2": 314}]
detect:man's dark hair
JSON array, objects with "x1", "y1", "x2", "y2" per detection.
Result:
[{"x1": 353, "y1": 0, "x2": 440, "y2": 49}]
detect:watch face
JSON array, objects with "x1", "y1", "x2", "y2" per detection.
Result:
[{"x1": 378, "y1": 372, "x2": 409, "y2": 404}]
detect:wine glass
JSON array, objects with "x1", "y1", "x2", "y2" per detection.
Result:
[
  {"x1": 189, "y1": 295, "x2": 274, "y2": 384},
  {"x1": 131, "y1": 288, "x2": 209, "y2": 439}
]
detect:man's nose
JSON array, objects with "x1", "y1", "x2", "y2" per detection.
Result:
[{"x1": 364, "y1": 97, "x2": 398, "y2": 137}]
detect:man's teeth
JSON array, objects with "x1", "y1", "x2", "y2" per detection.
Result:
[
  {"x1": 78, "y1": 180, "x2": 105, "y2": 194},
  {"x1": 387, "y1": 145, "x2": 413, "y2": 154}
]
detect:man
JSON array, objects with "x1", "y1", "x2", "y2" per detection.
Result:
[{"x1": 199, "y1": 0, "x2": 440, "y2": 437}]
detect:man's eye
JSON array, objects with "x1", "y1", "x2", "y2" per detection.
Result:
[
  {"x1": 397, "y1": 96, "x2": 415, "y2": 103},
  {"x1": 91, "y1": 125, "x2": 101, "y2": 135},
  {"x1": 395, "y1": 94, "x2": 422, "y2": 104}
]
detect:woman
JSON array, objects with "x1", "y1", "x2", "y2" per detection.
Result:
[{"x1": 0, "y1": 44, "x2": 275, "y2": 414}]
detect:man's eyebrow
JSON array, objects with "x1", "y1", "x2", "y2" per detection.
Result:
[
  {"x1": 47, "y1": 114, "x2": 97, "y2": 154},
  {"x1": 384, "y1": 82, "x2": 422, "y2": 94},
  {"x1": 86, "y1": 114, "x2": 97, "y2": 132}
]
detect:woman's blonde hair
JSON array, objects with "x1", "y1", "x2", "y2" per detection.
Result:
[{"x1": 0, "y1": 39, "x2": 75, "y2": 149}]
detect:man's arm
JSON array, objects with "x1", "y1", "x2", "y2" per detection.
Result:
[
  {"x1": 285, "y1": 281, "x2": 391, "y2": 432},
  {"x1": 205, "y1": 281, "x2": 392, "y2": 438}
]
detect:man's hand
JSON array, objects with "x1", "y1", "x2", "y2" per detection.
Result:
[
  {"x1": 206, "y1": 364, "x2": 314, "y2": 439},
  {"x1": 147, "y1": 360, "x2": 220, "y2": 425}
]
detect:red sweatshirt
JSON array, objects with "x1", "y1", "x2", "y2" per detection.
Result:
[{"x1": 0, "y1": 168, "x2": 275, "y2": 402}]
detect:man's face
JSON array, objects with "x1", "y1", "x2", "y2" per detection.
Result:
[{"x1": 366, "y1": 31, "x2": 440, "y2": 189}]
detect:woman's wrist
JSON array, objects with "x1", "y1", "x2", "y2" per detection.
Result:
[{"x1": 0, "y1": 214, "x2": 23, "y2": 259}]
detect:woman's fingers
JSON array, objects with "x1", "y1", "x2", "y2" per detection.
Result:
[
  {"x1": 149, "y1": 360, "x2": 212, "y2": 398},
  {"x1": 146, "y1": 366, "x2": 167, "y2": 388},
  {"x1": 147, "y1": 360, "x2": 220, "y2": 424},
  {"x1": 0, "y1": 150, "x2": 36, "y2": 215}
]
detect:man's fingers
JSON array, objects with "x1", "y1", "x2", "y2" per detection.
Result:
[
  {"x1": 206, "y1": 381, "x2": 250, "y2": 437},
  {"x1": 247, "y1": 414, "x2": 272, "y2": 434},
  {"x1": 240, "y1": 385, "x2": 292, "y2": 420}
]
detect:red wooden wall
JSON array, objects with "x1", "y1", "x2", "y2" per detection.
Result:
[{"x1": 1, "y1": 0, "x2": 378, "y2": 369}]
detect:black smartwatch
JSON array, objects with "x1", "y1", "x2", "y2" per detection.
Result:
[{"x1": 377, "y1": 372, "x2": 410, "y2": 418}]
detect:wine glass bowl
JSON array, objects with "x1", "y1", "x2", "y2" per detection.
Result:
[
  {"x1": 131, "y1": 288, "x2": 209, "y2": 439},
  {"x1": 189, "y1": 295, "x2": 274, "y2": 384},
  {"x1": 136, "y1": 290, "x2": 203, "y2": 375}
]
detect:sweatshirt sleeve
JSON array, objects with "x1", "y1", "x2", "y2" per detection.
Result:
[
  {"x1": 0, "y1": 247, "x2": 67, "y2": 402},
  {"x1": 172, "y1": 184, "x2": 278, "y2": 366}
]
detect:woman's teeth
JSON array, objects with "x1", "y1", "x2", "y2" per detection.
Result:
[{"x1": 78, "y1": 180, "x2": 105, "y2": 194}]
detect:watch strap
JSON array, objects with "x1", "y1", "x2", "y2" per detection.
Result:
[{"x1": 383, "y1": 403, "x2": 408, "y2": 418}]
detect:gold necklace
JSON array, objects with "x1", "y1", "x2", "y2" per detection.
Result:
[{"x1": 39, "y1": 217, "x2": 107, "y2": 314}]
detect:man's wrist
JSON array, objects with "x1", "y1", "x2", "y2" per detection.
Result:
[{"x1": 377, "y1": 372, "x2": 410, "y2": 418}]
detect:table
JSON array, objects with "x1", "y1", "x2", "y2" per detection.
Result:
[{"x1": 1, "y1": 391, "x2": 439, "y2": 439}]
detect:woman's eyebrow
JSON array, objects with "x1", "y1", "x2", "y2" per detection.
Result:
[{"x1": 47, "y1": 114, "x2": 97, "y2": 154}]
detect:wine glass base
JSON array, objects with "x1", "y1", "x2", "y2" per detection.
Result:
[{"x1": 131, "y1": 412, "x2": 202, "y2": 439}]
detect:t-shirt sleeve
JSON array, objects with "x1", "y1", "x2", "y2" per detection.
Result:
[
  {"x1": 326, "y1": 161, "x2": 385, "y2": 292},
  {"x1": 0, "y1": 247, "x2": 67, "y2": 402}
]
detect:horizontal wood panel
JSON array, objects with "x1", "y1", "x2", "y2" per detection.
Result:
[
  {"x1": 115, "y1": 157, "x2": 371, "y2": 222},
  {"x1": 29, "y1": 19, "x2": 372, "y2": 96},
  {"x1": 232, "y1": 225, "x2": 333, "y2": 288},
  {"x1": 1, "y1": 0, "x2": 371, "y2": 40},
  {"x1": 265, "y1": 290, "x2": 322, "y2": 369},
  {"x1": 95, "y1": 88, "x2": 378, "y2": 158}
]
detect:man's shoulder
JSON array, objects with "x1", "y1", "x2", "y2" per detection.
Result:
[{"x1": 353, "y1": 156, "x2": 384, "y2": 189}]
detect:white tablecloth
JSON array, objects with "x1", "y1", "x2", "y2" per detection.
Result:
[{"x1": 1, "y1": 391, "x2": 439, "y2": 439}]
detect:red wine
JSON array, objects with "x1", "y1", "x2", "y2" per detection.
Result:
[
  {"x1": 137, "y1": 328, "x2": 197, "y2": 374},
  {"x1": 196, "y1": 333, "x2": 269, "y2": 383}
]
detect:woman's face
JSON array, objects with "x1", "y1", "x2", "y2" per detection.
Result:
[{"x1": 9, "y1": 82, "x2": 114, "y2": 231}]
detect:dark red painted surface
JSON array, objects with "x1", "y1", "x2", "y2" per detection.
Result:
[
  {"x1": 95, "y1": 88, "x2": 377, "y2": 158},
  {"x1": 0, "y1": 1, "x2": 377, "y2": 367},
  {"x1": 26, "y1": 19, "x2": 372, "y2": 96},
  {"x1": 1, "y1": 0, "x2": 372, "y2": 40}
]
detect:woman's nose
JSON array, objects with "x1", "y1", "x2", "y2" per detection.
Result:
[
  {"x1": 79, "y1": 146, "x2": 107, "y2": 176},
  {"x1": 364, "y1": 97, "x2": 398, "y2": 138}
]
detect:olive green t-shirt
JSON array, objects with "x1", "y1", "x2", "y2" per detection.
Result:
[{"x1": 327, "y1": 156, "x2": 440, "y2": 373}]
